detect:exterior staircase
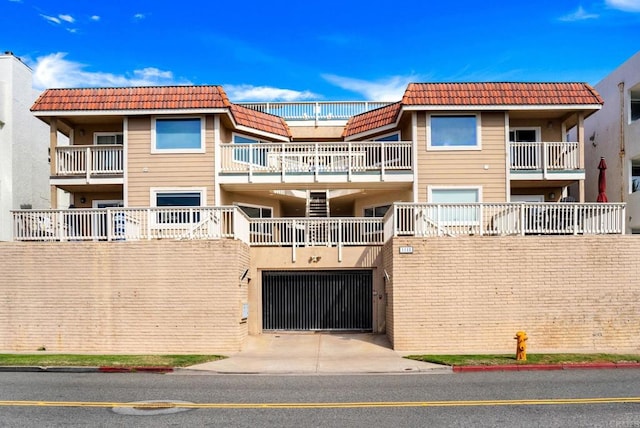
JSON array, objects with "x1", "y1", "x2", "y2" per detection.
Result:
[{"x1": 307, "y1": 191, "x2": 329, "y2": 243}]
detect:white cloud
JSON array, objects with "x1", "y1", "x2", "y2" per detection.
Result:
[
  {"x1": 224, "y1": 84, "x2": 318, "y2": 102},
  {"x1": 559, "y1": 6, "x2": 599, "y2": 21},
  {"x1": 133, "y1": 13, "x2": 145, "y2": 20},
  {"x1": 59, "y1": 14, "x2": 74, "y2": 23},
  {"x1": 29, "y1": 52, "x2": 191, "y2": 89},
  {"x1": 40, "y1": 14, "x2": 61, "y2": 24},
  {"x1": 605, "y1": 0, "x2": 640, "y2": 11},
  {"x1": 322, "y1": 74, "x2": 416, "y2": 101},
  {"x1": 90, "y1": 15, "x2": 100, "y2": 21}
]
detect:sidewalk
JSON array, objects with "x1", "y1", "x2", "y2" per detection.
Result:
[{"x1": 181, "y1": 333, "x2": 451, "y2": 375}]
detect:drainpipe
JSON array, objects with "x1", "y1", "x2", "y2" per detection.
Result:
[{"x1": 618, "y1": 82, "x2": 626, "y2": 202}]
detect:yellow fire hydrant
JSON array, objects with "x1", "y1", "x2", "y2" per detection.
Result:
[{"x1": 514, "y1": 331, "x2": 528, "y2": 361}]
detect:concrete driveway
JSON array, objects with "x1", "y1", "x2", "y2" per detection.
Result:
[{"x1": 184, "y1": 333, "x2": 450, "y2": 375}]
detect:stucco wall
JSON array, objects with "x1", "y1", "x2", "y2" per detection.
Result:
[
  {"x1": 0, "y1": 54, "x2": 50, "y2": 242},
  {"x1": 0, "y1": 240, "x2": 250, "y2": 353},
  {"x1": 584, "y1": 51, "x2": 640, "y2": 231},
  {"x1": 386, "y1": 235, "x2": 640, "y2": 353}
]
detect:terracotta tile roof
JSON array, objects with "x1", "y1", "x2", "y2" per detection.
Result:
[
  {"x1": 342, "y1": 102, "x2": 402, "y2": 137},
  {"x1": 31, "y1": 85, "x2": 232, "y2": 112},
  {"x1": 401, "y1": 82, "x2": 604, "y2": 106},
  {"x1": 229, "y1": 104, "x2": 291, "y2": 138}
]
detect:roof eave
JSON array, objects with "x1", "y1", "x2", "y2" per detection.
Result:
[
  {"x1": 402, "y1": 104, "x2": 603, "y2": 111},
  {"x1": 234, "y1": 124, "x2": 291, "y2": 142},
  {"x1": 31, "y1": 108, "x2": 231, "y2": 117}
]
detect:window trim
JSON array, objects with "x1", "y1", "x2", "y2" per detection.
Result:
[
  {"x1": 93, "y1": 132, "x2": 123, "y2": 145},
  {"x1": 232, "y1": 132, "x2": 268, "y2": 167},
  {"x1": 427, "y1": 113, "x2": 482, "y2": 151},
  {"x1": 428, "y1": 185, "x2": 482, "y2": 203},
  {"x1": 150, "y1": 187, "x2": 207, "y2": 227},
  {"x1": 151, "y1": 116, "x2": 206, "y2": 154},
  {"x1": 630, "y1": 158, "x2": 640, "y2": 194},
  {"x1": 508, "y1": 127, "x2": 541, "y2": 142},
  {"x1": 427, "y1": 186, "x2": 482, "y2": 225},
  {"x1": 374, "y1": 132, "x2": 401, "y2": 142},
  {"x1": 629, "y1": 85, "x2": 640, "y2": 123},
  {"x1": 363, "y1": 203, "x2": 392, "y2": 217},
  {"x1": 234, "y1": 202, "x2": 273, "y2": 218},
  {"x1": 150, "y1": 187, "x2": 207, "y2": 208}
]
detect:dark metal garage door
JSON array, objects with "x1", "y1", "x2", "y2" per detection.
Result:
[{"x1": 262, "y1": 270, "x2": 372, "y2": 331}]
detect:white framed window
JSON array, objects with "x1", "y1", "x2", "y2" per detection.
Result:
[
  {"x1": 374, "y1": 132, "x2": 400, "y2": 142},
  {"x1": 233, "y1": 133, "x2": 268, "y2": 167},
  {"x1": 152, "y1": 116, "x2": 205, "y2": 153},
  {"x1": 363, "y1": 204, "x2": 391, "y2": 217},
  {"x1": 151, "y1": 188, "x2": 206, "y2": 224},
  {"x1": 509, "y1": 127, "x2": 541, "y2": 169},
  {"x1": 236, "y1": 203, "x2": 273, "y2": 240},
  {"x1": 94, "y1": 132, "x2": 123, "y2": 145},
  {"x1": 427, "y1": 114, "x2": 481, "y2": 150},
  {"x1": 428, "y1": 186, "x2": 481, "y2": 224},
  {"x1": 509, "y1": 127, "x2": 540, "y2": 143},
  {"x1": 630, "y1": 85, "x2": 640, "y2": 123},
  {"x1": 236, "y1": 203, "x2": 273, "y2": 219},
  {"x1": 631, "y1": 158, "x2": 640, "y2": 194}
]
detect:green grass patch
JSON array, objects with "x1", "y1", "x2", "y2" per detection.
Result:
[
  {"x1": 405, "y1": 354, "x2": 640, "y2": 366},
  {"x1": 0, "y1": 354, "x2": 225, "y2": 367}
]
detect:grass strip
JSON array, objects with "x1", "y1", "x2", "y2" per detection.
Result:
[
  {"x1": 0, "y1": 354, "x2": 224, "y2": 367},
  {"x1": 405, "y1": 354, "x2": 640, "y2": 366}
]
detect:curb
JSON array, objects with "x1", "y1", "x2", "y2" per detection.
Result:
[
  {"x1": 453, "y1": 362, "x2": 640, "y2": 372},
  {"x1": 0, "y1": 366, "x2": 173, "y2": 373}
]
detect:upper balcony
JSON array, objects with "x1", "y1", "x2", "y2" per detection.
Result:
[
  {"x1": 237, "y1": 101, "x2": 392, "y2": 124},
  {"x1": 219, "y1": 141, "x2": 414, "y2": 186},
  {"x1": 52, "y1": 145, "x2": 124, "y2": 187},
  {"x1": 510, "y1": 141, "x2": 583, "y2": 180}
]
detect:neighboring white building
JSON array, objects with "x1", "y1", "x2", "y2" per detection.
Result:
[
  {"x1": 583, "y1": 50, "x2": 640, "y2": 233},
  {"x1": 0, "y1": 52, "x2": 50, "y2": 241}
]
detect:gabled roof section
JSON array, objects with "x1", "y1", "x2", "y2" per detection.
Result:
[
  {"x1": 401, "y1": 82, "x2": 604, "y2": 106},
  {"x1": 342, "y1": 102, "x2": 402, "y2": 138},
  {"x1": 31, "y1": 85, "x2": 232, "y2": 112},
  {"x1": 229, "y1": 104, "x2": 291, "y2": 138}
]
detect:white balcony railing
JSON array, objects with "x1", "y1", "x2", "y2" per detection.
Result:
[
  {"x1": 388, "y1": 202, "x2": 626, "y2": 237},
  {"x1": 237, "y1": 101, "x2": 392, "y2": 121},
  {"x1": 510, "y1": 142, "x2": 579, "y2": 172},
  {"x1": 220, "y1": 141, "x2": 413, "y2": 177},
  {"x1": 12, "y1": 203, "x2": 625, "y2": 244},
  {"x1": 55, "y1": 145, "x2": 124, "y2": 177},
  {"x1": 11, "y1": 207, "x2": 243, "y2": 242}
]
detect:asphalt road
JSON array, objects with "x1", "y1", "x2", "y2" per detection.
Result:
[{"x1": 1, "y1": 369, "x2": 639, "y2": 427}]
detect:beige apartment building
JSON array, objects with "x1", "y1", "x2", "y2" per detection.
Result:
[{"x1": 4, "y1": 82, "x2": 636, "y2": 354}]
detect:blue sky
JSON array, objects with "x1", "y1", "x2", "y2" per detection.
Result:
[{"x1": 2, "y1": 0, "x2": 640, "y2": 101}]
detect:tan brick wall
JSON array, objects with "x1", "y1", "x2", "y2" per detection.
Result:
[
  {"x1": 387, "y1": 235, "x2": 640, "y2": 354},
  {"x1": 0, "y1": 240, "x2": 250, "y2": 353}
]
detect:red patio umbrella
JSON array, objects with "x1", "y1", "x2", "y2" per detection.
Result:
[{"x1": 597, "y1": 157, "x2": 608, "y2": 203}]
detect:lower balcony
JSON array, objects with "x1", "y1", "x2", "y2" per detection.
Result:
[
  {"x1": 12, "y1": 202, "x2": 625, "y2": 246},
  {"x1": 390, "y1": 202, "x2": 626, "y2": 236},
  {"x1": 52, "y1": 145, "x2": 124, "y2": 185}
]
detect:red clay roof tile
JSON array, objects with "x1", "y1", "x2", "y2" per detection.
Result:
[
  {"x1": 229, "y1": 104, "x2": 291, "y2": 138},
  {"x1": 31, "y1": 85, "x2": 232, "y2": 111},
  {"x1": 343, "y1": 102, "x2": 402, "y2": 137},
  {"x1": 401, "y1": 82, "x2": 603, "y2": 106}
]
